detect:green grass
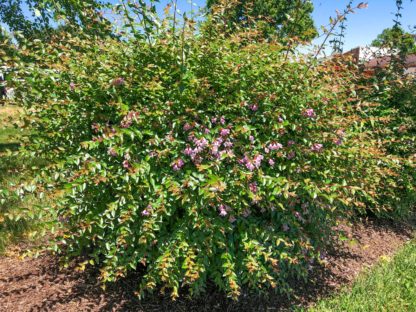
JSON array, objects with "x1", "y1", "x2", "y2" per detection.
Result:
[
  {"x1": 0, "y1": 105, "x2": 52, "y2": 253},
  {"x1": 308, "y1": 239, "x2": 416, "y2": 312}
]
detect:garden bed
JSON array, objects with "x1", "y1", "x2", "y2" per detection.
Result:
[{"x1": 0, "y1": 218, "x2": 413, "y2": 312}]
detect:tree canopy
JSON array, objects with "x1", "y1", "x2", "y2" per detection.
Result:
[
  {"x1": 0, "y1": 0, "x2": 112, "y2": 40},
  {"x1": 206, "y1": 0, "x2": 317, "y2": 41},
  {"x1": 371, "y1": 27, "x2": 416, "y2": 54}
]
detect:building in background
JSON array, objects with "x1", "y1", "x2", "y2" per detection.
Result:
[{"x1": 343, "y1": 46, "x2": 416, "y2": 75}]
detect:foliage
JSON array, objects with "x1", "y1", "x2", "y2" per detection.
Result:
[
  {"x1": 371, "y1": 27, "x2": 416, "y2": 54},
  {"x1": 0, "y1": 0, "x2": 112, "y2": 40},
  {"x1": 1, "y1": 0, "x2": 414, "y2": 300},
  {"x1": 206, "y1": 0, "x2": 317, "y2": 42},
  {"x1": 355, "y1": 72, "x2": 416, "y2": 217},
  {"x1": 308, "y1": 239, "x2": 416, "y2": 311}
]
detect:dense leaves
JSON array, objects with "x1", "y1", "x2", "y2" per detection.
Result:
[
  {"x1": 207, "y1": 0, "x2": 317, "y2": 41},
  {"x1": 371, "y1": 27, "x2": 416, "y2": 54},
  {"x1": 0, "y1": 0, "x2": 112, "y2": 40},
  {"x1": 1, "y1": 1, "x2": 414, "y2": 300}
]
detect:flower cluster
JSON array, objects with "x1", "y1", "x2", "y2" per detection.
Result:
[
  {"x1": 303, "y1": 108, "x2": 316, "y2": 118},
  {"x1": 310, "y1": 143, "x2": 323, "y2": 152},
  {"x1": 172, "y1": 158, "x2": 185, "y2": 171}
]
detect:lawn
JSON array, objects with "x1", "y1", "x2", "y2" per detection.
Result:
[
  {"x1": 0, "y1": 105, "x2": 21, "y2": 151},
  {"x1": 0, "y1": 105, "x2": 51, "y2": 253},
  {"x1": 309, "y1": 239, "x2": 416, "y2": 312}
]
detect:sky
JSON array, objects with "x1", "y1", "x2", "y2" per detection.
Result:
[{"x1": 311, "y1": 0, "x2": 416, "y2": 51}]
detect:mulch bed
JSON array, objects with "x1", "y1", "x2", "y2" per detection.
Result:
[{"x1": 0, "y1": 218, "x2": 414, "y2": 312}]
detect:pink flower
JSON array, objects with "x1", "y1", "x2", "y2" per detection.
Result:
[
  {"x1": 287, "y1": 151, "x2": 296, "y2": 160},
  {"x1": 245, "y1": 162, "x2": 256, "y2": 171},
  {"x1": 211, "y1": 138, "x2": 223, "y2": 156},
  {"x1": 311, "y1": 143, "x2": 323, "y2": 152},
  {"x1": 211, "y1": 117, "x2": 217, "y2": 124},
  {"x1": 249, "y1": 104, "x2": 258, "y2": 111},
  {"x1": 249, "y1": 135, "x2": 255, "y2": 143},
  {"x1": 70, "y1": 82, "x2": 76, "y2": 91},
  {"x1": 229, "y1": 215, "x2": 236, "y2": 223},
  {"x1": 172, "y1": 158, "x2": 185, "y2": 171},
  {"x1": 111, "y1": 77, "x2": 125, "y2": 86},
  {"x1": 303, "y1": 108, "x2": 316, "y2": 118},
  {"x1": 224, "y1": 140, "x2": 233, "y2": 148},
  {"x1": 183, "y1": 146, "x2": 195, "y2": 157},
  {"x1": 278, "y1": 116, "x2": 284, "y2": 123},
  {"x1": 220, "y1": 116, "x2": 226, "y2": 125},
  {"x1": 269, "y1": 142, "x2": 283, "y2": 151},
  {"x1": 220, "y1": 128, "x2": 230, "y2": 137},
  {"x1": 122, "y1": 160, "x2": 130, "y2": 169},
  {"x1": 219, "y1": 204, "x2": 228, "y2": 217},
  {"x1": 238, "y1": 155, "x2": 248, "y2": 165},
  {"x1": 253, "y1": 154, "x2": 264, "y2": 168},
  {"x1": 184, "y1": 147, "x2": 193, "y2": 155},
  {"x1": 107, "y1": 147, "x2": 117, "y2": 157},
  {"x1": 249, "y1": 182, "x2": 258, "y2": 193},
  {"x1": 141, "y1": 206, "x2": 151, "y2": 217},
  {"x1": 268, "y1": 159, "x2": 275, "y2": 166},
  {"x1": 183, "y1": 123, "x2": 192, "y2": 131},
  {"x1": 211, "y1": 146, "x2": 219, "y2": 156},
  {"x1": 294, "y1": 211, "x2": 305, "y2": 222},
  {"x1": 282, "y1": 224, "x2": 290, "y2": 232},
  {"x1": 287, "y1": 140, "x2": 295, "y2": 147},
  {"x1": 204, "y1": 128, "x2": 211, "y2": 134},
  {"x1": 264, "y1": 147, "x2": 270, "y2": 154},
  {"x1": 333, "y1": 138, "x2": 342, "y2": 146},
  {"x1": 194, "y1": 138, "x2": 208, "y2": 148},
  {"x1": 219, "y1": 209, "x2": 228, "y2": 217},
  {"x1": 240, "y1": 155, "x2": 256, "y2": 171}
]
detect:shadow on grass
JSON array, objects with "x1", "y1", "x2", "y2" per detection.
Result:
[
  {"x1": 0, "y1": 142, "x2": 20, "y2": 152},
  {"x1": 2, "y1": 219, "x2": 413, "y2": 311}
]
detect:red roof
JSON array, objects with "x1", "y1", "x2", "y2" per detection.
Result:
[{"x1": 365, "y1": 54, "x2": 416, "y2": 69}]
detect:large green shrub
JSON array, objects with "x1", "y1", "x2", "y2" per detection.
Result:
[
  {"x1": 3, "y1": 4, "x2": 413, "y2": 299},
  {"x1": 356, "y1": 71, "x2": 416, "y2": 217}
]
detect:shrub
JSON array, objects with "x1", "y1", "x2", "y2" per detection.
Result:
[
  {"x1": 355, "y1": 72, "x2": 416, "y2": 217},
  {"x1": 4, "y1": 5, "x2": 414, "y2": 299}
]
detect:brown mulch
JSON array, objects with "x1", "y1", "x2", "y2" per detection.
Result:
[{"x1": 0, "y1": 218, "x2": 414, "y2": 312}]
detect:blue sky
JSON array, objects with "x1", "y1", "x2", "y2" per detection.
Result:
[{"x1": 312, "y1": 0, "x2": 416, "y2": 51}]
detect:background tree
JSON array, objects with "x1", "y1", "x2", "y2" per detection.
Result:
[
  {"x1": 371, "y1": 26, "x2": 416, "y2": 54},
  {"x1": 206, "y1": 0, "x2": 317, "y2": 41},
  {"x1": 0, "y1": 0, "x2": 112, "y2": 40}
]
